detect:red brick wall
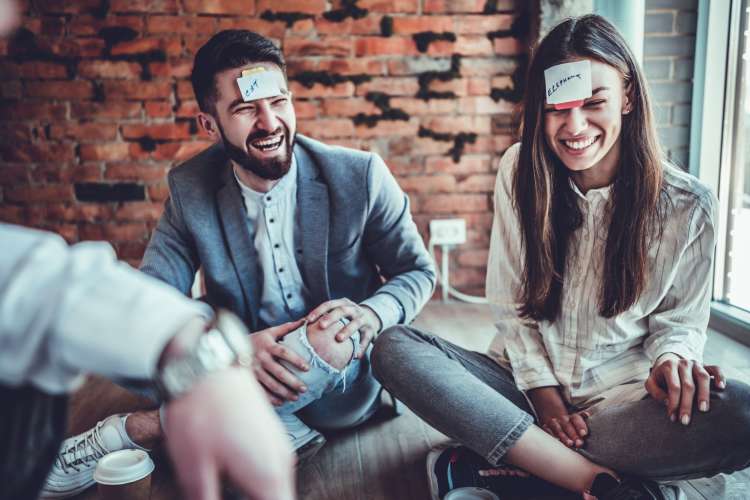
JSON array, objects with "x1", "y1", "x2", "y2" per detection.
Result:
[{"x1": 0, "y1": 0, "x2": 528, "y2": 296}]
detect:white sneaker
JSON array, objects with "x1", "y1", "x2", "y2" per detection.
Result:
[{"x1": 40, "y1": 413, "x2": 145, "y2": 499}]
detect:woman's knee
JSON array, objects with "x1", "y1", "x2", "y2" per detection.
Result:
[
  {"x1": 371, "y1": 325, "x2": 426, "y2": 381},
  {"x1": 717, "y1": 380, "x2": 750, "y2": 438}
]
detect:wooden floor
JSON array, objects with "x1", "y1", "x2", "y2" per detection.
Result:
[{"x1": 68, "y1": 302, "x2": 750, "y2": 499}]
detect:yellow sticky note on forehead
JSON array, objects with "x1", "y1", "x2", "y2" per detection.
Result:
[
  {"x1": 236, "y1": 66, "x2": 284, "y2": 102},
  {"x1": 241, "y1": 67, "x2": 267, "y2": 77}
]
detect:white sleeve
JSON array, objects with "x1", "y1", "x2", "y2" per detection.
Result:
[
  {"x1": 485, "y1": 144, "x2": 559, "y2": 390},
  {"x1": 0, "y1": 223, "x2": 210, "y2": 394}
]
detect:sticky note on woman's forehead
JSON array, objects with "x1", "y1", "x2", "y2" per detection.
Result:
[
  {"x1": 236, "y1": 68, "x2": 285, "y2": 102},
  {"x1": 544, "y1": 60, "x2": 592, "y2": 109}
]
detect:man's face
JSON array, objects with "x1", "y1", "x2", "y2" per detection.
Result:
[{"x1": 211, "y1": 63, "x2": 296, "y2": 181}]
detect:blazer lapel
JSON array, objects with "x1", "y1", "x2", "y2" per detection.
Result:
[
  {"x1": 217, "y1": 164, "x2": 261, "y2": 330},
  {"x1": 296, "y1": 147, "x2": 331, "y2": 304}
]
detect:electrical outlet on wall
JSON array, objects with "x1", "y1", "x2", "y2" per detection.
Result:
[{"x1": 430, "y1": 218, "x2": 467, "y2": 246}]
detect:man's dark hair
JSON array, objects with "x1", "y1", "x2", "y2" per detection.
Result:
[{"x1": 191, "y1": 30, "x2": 286, "y2": 115}]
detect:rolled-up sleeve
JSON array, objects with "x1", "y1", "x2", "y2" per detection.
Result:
[{"x1": 486, "y1": 144, "x2": 559, "y2": 391}]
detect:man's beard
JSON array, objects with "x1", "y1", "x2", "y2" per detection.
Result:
[{"x1": 218, "y1": 123, "x2": 294, "y2": 181}]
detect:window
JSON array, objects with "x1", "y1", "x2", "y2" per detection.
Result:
[{"x1": 692, "y1": 0, "x2": 750, "y2": 337}]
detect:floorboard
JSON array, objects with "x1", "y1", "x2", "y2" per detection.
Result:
[{"x1": 66, "y1": 302, "x2": 750, "y2": 499}]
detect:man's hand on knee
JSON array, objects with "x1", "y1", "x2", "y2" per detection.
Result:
[
  {"x1": 250, "y1": 319, "x2": 310, "y2": 406},
  {"x1": 306, "y1": 318, "x2": 356, "y2": 371},
  {"x1": 306, "y1": 298, "x2": 381, "y2": 358}
]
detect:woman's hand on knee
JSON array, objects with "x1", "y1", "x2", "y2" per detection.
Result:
[
  {"x1": 645, "y1": 354, "x2": 727, "y2": 426},
  {"x1": 540, "y1": 411, "x2": 590, "y2": 449}
]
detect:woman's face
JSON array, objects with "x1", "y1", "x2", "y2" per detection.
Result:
[{"x1": 543, "y1": 59, "x2": 630, "y2": 174}]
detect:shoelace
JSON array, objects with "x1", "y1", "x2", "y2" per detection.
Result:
[{"x1": 56, "y1": 422, "x2": 109, "y2": 474}]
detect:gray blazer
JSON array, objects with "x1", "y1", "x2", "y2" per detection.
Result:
[{"x1": 140, "y1": 134, "x2": 436, "y2": 331}]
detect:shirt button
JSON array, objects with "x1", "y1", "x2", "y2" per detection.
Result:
[
  {"x1": 286, "y1": 293, "x2": 292, "y2": 299},
  {"x1": 278, "y1": 267, "x2": 284, "y2": 273},
  {"x1": 266, "y1": 196, "x2": 272, "y2": 202},
  {"x1": 274, "y1": 243, "x2": 280, "y2": 249},
  {"x1": 269, "y1": 218, "x2": 275, "y2": 223}
]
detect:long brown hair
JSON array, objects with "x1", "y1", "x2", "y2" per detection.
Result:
[{"x1": 514, "y1": 15, "x2": 665, "y2": 321}]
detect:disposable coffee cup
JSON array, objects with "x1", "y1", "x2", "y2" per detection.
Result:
[
  {"x1": 443, "y1": 487, "x2": 500, "y2": 500},
  {"x1": 93, "y1": 449, "x2": 154, "y2": 500}
]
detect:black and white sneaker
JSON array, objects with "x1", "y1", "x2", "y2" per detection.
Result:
[
  {"x1": 589, "y1": 473, "x2": 686, "y2": 500},
  {"x1": 426, "y1": 444, "x2": 577, "y2": 500}
]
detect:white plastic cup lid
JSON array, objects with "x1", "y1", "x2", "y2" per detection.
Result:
[
  {"x1": 93, "y1": 449, "x2": 155, "y2": 485},
  {"x1": 443, "y1": 487, "x2": 501, "y2": 500}
]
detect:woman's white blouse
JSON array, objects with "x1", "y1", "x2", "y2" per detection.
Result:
[{"x1": 486, "y1": 143, "x2": 718, "y2": 407}]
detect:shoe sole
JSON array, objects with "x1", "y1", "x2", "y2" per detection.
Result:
[{"x1": 296, "y1": 435, "x2": 327, "y2": 468}]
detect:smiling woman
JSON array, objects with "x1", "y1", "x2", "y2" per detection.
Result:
[{"x1": 372, "y1": 13, "x2": 750, "y2": 500}]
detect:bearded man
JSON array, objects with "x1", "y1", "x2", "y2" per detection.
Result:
[{"x1": 40, "y1": 29, "x2": 435, "y2": 498}]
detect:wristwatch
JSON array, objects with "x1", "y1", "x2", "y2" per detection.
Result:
[{"x1": 156, "y1": 310, "x2": 253, "y2": 401}]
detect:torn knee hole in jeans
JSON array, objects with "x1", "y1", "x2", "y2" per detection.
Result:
[{"x1": 298, "y1": 325, "x2": 359, "y2": 393}]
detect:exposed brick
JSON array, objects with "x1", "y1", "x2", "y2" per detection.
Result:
[
  {"x1": 0, "y1": 100, "x2": 68, "y2": 120},
  {"x1": 80, "y1": 142, "x2": 132, "y2": 161},
  {"x1": 354, "y1": 118, "x2": 419, "y2": 138},
  {"x1": 460, "y1": 56, "x2": 518, "y2": 76},
  {"x1": 355, "y1": 77, "x2": 419, "y2": 96},
  {"x1": 323, "y1": 98, "x2": 379, "y2": 117},
  {"x1": 458, "y1": 96, "x2": 515, "y2": 114},
  {"x1": 420, "y1": 193, "x2": 489, "y2": 213},
  {"x1": 122, "y1": 122, "x2": 192, "y2": 141},
  {"x1": 452, "y1": 35, "x2": 495, "y2": 56},
  {"x1": 35, "y1": 0, "x2": 102, "y2": 14},
  {"x1": 456, "y1": 173, "x2": 495, "y2": 192},
  {"x1": 428, "y1": 77, "x2": 469, "y2": 96},
  {"x1": 110, "y1": 37, "x2": 164, "y2": 56},
  {"x1": 453, "y1": 14, "x2": 514, "y2": 34},
  {"x1": 182, "y1": 0, "x2": 254, "y2": 14},
  {"x1": 103, "y1": 80, "x2": 173, "y2": 100},
  {"x1": 297, "y1": 118, "x2": 354, "y2": 138},
  {"x1": 397, "y1": 174, "x2": 456, "y2": 193},
  {"x1": 289, "y1": 19, "x2": 316, "y2": 36},
  {"x1": 493, "y1": 37, "x2": 523, "y2": 55},
  {"x1": 388, "y1": 56, "x2": 453, "y2": 75},
  {"x1": 644, "y1": 35, "x2": 696, "y2": 57},
  {"x1": 0, "y1": 165, "x2": 30, "y2": 185},
  {"x1": 391, "y1": 16, "x2": 453, "y2": 34},
  {"x1": 284, "y1": 37, "x2": 352, "y2": 57},
  {"x1": 424, "y1": 0, "x2": 487, "y2": 13},
  {"x1": 644, "y1": 58, "x2": 671, "y2": 80},
  {"x1": 456, "y1": 248, "x2": 489, "y2": 267},
  {"x1": 18, "y1": 62, "x2": 67, "y2": 79},
  {"x1": 650, "y1": 81, "x2": 693, "y2": 102},
  {"x1": 423, "y1": 116, "x2": 490, "y2": 135},
  {"x1": 1, "y1": 142, "x2": 76, "y2": 163},
  {"x1": 114, "y1": 202, "x2": 165, "y2": 221},
  {"x1": 425, "y1": 155, "x2": 490, "y2": 174},
  {"x1": 49, "y1": 123, "x2": 119, "y2": 141},
  {"x1": 645, "y1": 12, "x2": 674, "y2": 33},
  {"x1": 389, "y1": 97, "x2": 456, "y2": 115},
  {"x1": 147, "y1": 15, "x2": 216, "y2": 34},
  {"x1": 357, "y1": 0, "x2": 418, "y2": 12},
  {"x1": 5, "y1": 185, "x2": 74, "y2": 204},
  {"x1": 175, "y1": 100, "x2": 200, "y2": 118},
  {"x1": 355, "y1": 37, "x2": 418, "y2": 56},
  {"x1": 145, "y1": 101, "x2": 173, "y2": 118},
  {"x1": 467, "y1": 77, "x2": 491, "y2": 95},
  {"x1": 78, "y1": 61, "x2": 142, "y2": 79},
  {"x1": 289, "y1": 81, "x2": 355, "y2": 98},
  {"x1": 71, "y1": 102, "x2": 142, "y2": 120},
  {"x1": 1, "y1": 80, "x2": 21, "y2": 99},
  {"x1": 147, "y1": 181, "x2": 170, "y2": 201},
  {"x1": 216, "y1": 18, "x2": 286, "y2": 38},
  {"x1": 25, "y1": 81, "x2": 94, "y2": 100},
  {"x1": 109, "y1": 0, "x2": 179, "y2": 13},
  {"x1": 69, "y1": 15, "x2": 144, "y2": 36},
  {"x1": 256, "y1": 0, "x2": 326, "y2": 14},
  {"x1": 105, "y1": 163, "x2": 169, "y2": 182}
]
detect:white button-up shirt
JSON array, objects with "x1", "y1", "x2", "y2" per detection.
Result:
[
  {"x1": 235, "y1": 156, "x2": 312, "y2": 326},
  {"x1": 486, "y1": 143, "x2": 717, "y2": 408}
]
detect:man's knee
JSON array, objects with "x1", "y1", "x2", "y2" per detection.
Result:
[{"x1": 305, "y1": 321, "x2": 353, "y2": 371}]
